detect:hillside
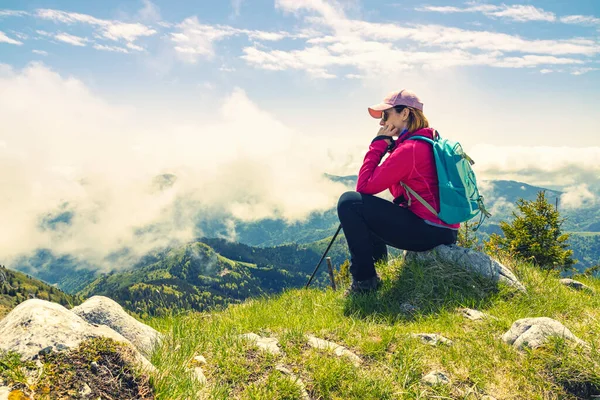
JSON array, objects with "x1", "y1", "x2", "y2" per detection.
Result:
[
  {"x1": 7, "y1": 178, "x2": 599, "y2": 294},
  {"x1": 0, "y1": 265, "x2": 80, "y2": 318},
  {"x1": 78, "y1": 240, "x2": 353, "y2": 317},
  {"x1": 143, "y1": 254, "x2": 600, "y2": 399}
]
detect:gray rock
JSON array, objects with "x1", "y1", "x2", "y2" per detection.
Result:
[
  {"x1": 305, "y1": 334, "x2": 362, "y2": 366},
  {"x1": 0, "y1": 299, "x2": 154, "y2": 372},
  {"x1": 80, "y1": 382, "x2": 92, "y2": 397},
  {"x1": 404, "y1": 245, "x2": 526, "y2": 292},
  {"x1": 411, "y1": 333, "x2": 453, "y2": 346},
  {"x1": 193, "y1": 366, "x2": 207, "y2": 385},
  {"x1": 502, "y1": 317, "x2": 587, "y2": 350},
  {"x1": 457, "y1": 307, "x2": 491, "y2": 321},
  {"x1": 276, "y1": 364, "x2": 311, "y2": 400},
  {"x1": 239, "y1": 333, "x2": 281, "y2": 355},
  {"x1": 560, "y1": 279, "x2": 593, "y2": 292},
  {"x1": 422, "y1": 371, "x2": 450, "y2": 386},
  {"x1": 193, "y1": 355, "x2": 207, "y2": 364},
  {"x1": 72, "y1": 296, "x2": 161, "y2": 357}
]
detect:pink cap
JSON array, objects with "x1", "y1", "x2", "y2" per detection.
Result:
[{"x1": 368, "y1": 89, "x2": 424, "y2": 118}]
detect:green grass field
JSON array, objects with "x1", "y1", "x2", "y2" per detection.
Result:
[{"x1": 144, "y1": 256, "x2": 600, "y2": 399}]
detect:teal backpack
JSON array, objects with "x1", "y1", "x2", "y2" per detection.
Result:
[{"x1": 400, "y1": 130, "x2": 491, "y2": 230}]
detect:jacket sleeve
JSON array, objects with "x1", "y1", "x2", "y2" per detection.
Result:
[{"x1": 356, "y1": 140, "x2": 414, "y2": 194}]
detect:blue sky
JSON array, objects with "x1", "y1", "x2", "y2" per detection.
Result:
[{"x1": 1, "y1": 1, "x2": 599, "y2": 268}]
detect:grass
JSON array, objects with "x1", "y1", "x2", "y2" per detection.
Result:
[
  {"x1": 1, "y1": 255, "x2": 599, "y2": 399},
  {"x1": 145, "y1": 256, "x2": 600, "y2": 399}
]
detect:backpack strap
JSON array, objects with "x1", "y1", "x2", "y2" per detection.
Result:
[
  {"x1": 402, "y1": 133, "x2": 439, "y2": 219},
  {"x1": 399, "y1": 182, "x2": 439, "y2": 218}
]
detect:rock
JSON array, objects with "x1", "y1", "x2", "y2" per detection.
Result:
[
  {"x1": 305, "y1": 335, "x2": 362, "y2": 366},
  {"x1": 0, "y1": 299, "x2": 154, "y2": 372},
  {"x1": 193, "y1": 355, "x2": 207, "y2": 365},
  {"x1": 189, "y1": 355, "x2": 208, "y2": 385},
  {"x1": 404, "y1": 245, "x2": 526, "y2": 292},
  {"x1": 91, "y1": 361, "x2": 99, "y2": 373},
  {"x1": 559, "y1": 279, "x2": 593, "y2": 292},
  {"x1": 422, "y1": 371, "x2": 450, "y2": 386},
  {"x1": 457, "y1": 307, "x2": 490, "y2": 321},
  {"x1": 0, "y1": 387, "x2": 9, "y2": 400},
  {"x1": 239, "y1": 333, "x2": 281, "y2": 355},
  {"x1": 193, "y1": 367, "x2": 207, "y2": 385},
  {"x1": 276, "y1": 365, "x2": 311, "y2": 400},
  {"x1": 80, "y1": 382, "x2": 92, "y2": 397},
  {"x1": 72, "y1": 296, "x2": 161, "y2": 357},
  {"x1": 502, "y1": 317, "x2": 587, "y2": 350},
  {"x1": 410, "y1": 333, "x2": 453, "y2": 346}
]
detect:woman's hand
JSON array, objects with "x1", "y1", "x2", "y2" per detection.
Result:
[{"x1": 375, "y1": 125, "x2": 399, "y2": 144}]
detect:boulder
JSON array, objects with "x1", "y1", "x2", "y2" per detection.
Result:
[
  {"x1": 422, "y1": 371, "x2": 450, "y2": 386},
  {"x1": 72, "y1": 296, "x2": 161, "y2": 357},
  {"x1": 239, "y1": 333, "x2": 281, "y2": 355},
  {"x1": 404, "y1": 245, "x2": 525, "y2": 292},
  {"x1": 559, "y1": 279, "x2": 593, "y2": 292},
  {"x1": 276, "y1": 365, "x2": 311, "y2": 400},
  {"x1": 305, "y1": 335, "x2": 362, "y2": 366},
  {"x1": 502, "y1": 317, "x2": 587, "y2": 350},
  {"x1": 410, "y1": 333, "x2": 453, "y2": 346},
  {"x1": 0, "y1": 299, "x2": 153, "y2": 372},
  {"x1": 457, "y1": 307, "x2": 492, "y2": 321}
]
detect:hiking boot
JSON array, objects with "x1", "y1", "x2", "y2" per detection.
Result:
[{"x1": 344, "y1": 275, "x2": 382, "y2": 297}]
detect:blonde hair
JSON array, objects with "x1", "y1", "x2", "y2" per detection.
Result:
[{"x1": 405, "y1": 107, "x2": 429, "y2": 133}]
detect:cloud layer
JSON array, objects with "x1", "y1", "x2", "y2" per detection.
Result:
[{"x1": 0, "y1": 63, "x2": 350, "y2": 272}]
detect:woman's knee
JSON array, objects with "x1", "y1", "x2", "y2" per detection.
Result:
[{"x1": 337, "y1": 191, "x2": 362, "y2": 213}]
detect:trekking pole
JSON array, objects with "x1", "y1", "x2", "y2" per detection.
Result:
[{"x1": 305, "y1": 224, "x2": 342, "y2": 289}]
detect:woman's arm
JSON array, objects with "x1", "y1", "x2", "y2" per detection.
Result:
[{"x1": 356, "y1": 140, "x2": 414, "y2": 194}]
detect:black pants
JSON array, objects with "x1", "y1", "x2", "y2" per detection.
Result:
[{"x1": 337, "y1": 191, "x2": 457, "y2": 281}]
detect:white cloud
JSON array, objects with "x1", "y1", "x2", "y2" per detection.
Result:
[
  {"x1": 170, "y1": 16, "x2": 291, "y2": 63},
  {"x1": 417, "y1": 4, "x2": 556, "y2": 22},
  {"x1": 571, "y1": 67, "x2": 598, "y2": 75},
  {"x1": 32, "y1": 49, "x2": 48, "y2": 56},
  {"x1": 0, "y1": 31, "x2": 23, "y2": 45},
  {"x1": 236, "y1": 3, "x2": 600, "y2": 78},
  {"x1": 35, "y1": 8, "x2": 156, "y2": 46},
  {"x1": 540, "y1": 68, "x2": 553, "y2": 74},
  {"x1": 0, "y1": 10, "x2": 28, "y2": 17},
  {"x1": 137, "y1": 0, "x2": 161, "y2": 22},
  {"x1": 93, "y1": 44, "x2": 129, "y2": 53},
  {"x1": 125, "y1": 42, "x2": 144, "y2": 51},
  {"x1": 171, "y1": 17, "x2": 238, "y2": 62},
  {"x1": 55, "y1": 32, "x2": 88, "y2": 47},
  {"x1": 560, "y1": 15, "x2": 600, "y2": 26},
  {"x1": 489, "y1": 5, "x2": 556, "y2": 22},
  {"x1": 470, "y1": 144, "x2": 600, "y2": 187},
  {"x1": 560, "y1": 184, "x2": 597, "y2": 209},
  {"x1": 231, "y1": 0, "x2": 244, "y2": 17},
  {"x1": 0, "y1": 63, "x2": 350, "y2": 273}
]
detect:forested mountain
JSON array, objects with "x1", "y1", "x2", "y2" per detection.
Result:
[
  {"x1": 78, "y1": 239, "x2": 355, "y2": 317},
  {"x1": 0, "y1": 265, "x2": 80, "y2": 318},
  {"x1": 5, "y1": 177, "x2": 599, "y2": 300}
]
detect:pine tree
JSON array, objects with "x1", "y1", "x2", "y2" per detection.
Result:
[
  {"x1": 457, "y1": 220, "x2": 480, "y2": 250},
  {"x1": 484, "y1": 191, "x2": 576, "y2": 272}
]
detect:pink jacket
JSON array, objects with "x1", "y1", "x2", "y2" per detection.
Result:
[{"x1": 356, "y1": 127, "x2": 460, "y2": 229}]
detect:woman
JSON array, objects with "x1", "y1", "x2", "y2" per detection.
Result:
[{"x1": 337, "y1": 89, "x2": 459, "y2": 295}]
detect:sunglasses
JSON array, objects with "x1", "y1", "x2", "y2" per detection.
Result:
[{"x1": 381, "y1": 106, "x2": 406, "y2": 122}]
